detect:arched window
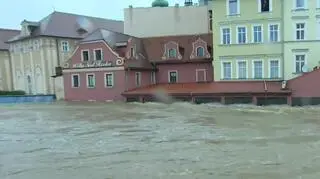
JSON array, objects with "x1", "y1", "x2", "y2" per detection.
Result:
[
  {"x1": 168, "y1": 48, "x2": 177, "y2": 58},
  {"x1": 196, "y1": 46, "x2": 205, "y2": 57}
]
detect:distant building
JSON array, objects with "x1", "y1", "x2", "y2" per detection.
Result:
[
  {"x1": 6, "y1": 11, "x2": 123, "y2": 99},
  {"x1": 62, "y1": 29, "x2": 213, "y2": 102},
  {"x1": 0, "y1": 28, "x2": 20, "y2": 91},
  {"x1": 124, "y1": 0, "x2": 212, "y2": 38}
]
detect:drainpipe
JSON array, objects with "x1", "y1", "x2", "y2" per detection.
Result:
[
  {"x1": 55, "y1": 39, "x2": 61, "y2": 66},
  {"x1": 281, "y1": 0, "x2": 285, "y2": 80}
]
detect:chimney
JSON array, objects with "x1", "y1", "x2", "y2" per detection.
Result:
[{"x1": 184, "y1": 0, "x2": 193, "y2": 6}]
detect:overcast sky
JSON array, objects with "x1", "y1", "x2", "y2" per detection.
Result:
[{"x1": 0, "y1": 0, "x2": 188, "y2": 29}]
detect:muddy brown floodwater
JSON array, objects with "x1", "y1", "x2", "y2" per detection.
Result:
[{"x1": 1, "y1": 102, "x2": 320, "y2": 179}]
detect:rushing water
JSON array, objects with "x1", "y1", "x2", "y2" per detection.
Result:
[{"x1": 1, "y1": 102, "x2": 320, "y2": 179}]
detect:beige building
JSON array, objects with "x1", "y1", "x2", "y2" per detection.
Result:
[
  {"x1": 7, "y1": 11, "x2": 123, "y2": 99},
  {"x1": 0, "y1": 28, "x2": 20, "y2": 91},
  {"x1": 124, "y1": 0, "x2": 212, "y2": 38}
]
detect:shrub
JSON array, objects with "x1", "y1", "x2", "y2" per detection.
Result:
[{"x1": 0, "y1": 90, "x2": 26, "y2": 96}]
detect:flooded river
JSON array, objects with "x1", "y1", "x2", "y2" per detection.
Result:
[{"x1": 1, "y1": 102, "x2": 320, "y2": 179}]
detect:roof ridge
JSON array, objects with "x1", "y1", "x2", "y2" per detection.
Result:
[
  {"x1": 52, "y1": 11, "x2": 123, "y2": 22},
  {"x1": 0, "y1": 28, "x2": 20, "y2": 32}
]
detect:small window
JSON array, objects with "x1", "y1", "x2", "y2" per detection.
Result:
[
  {"x1": 151, "y1": 71, "x2": 156, "y2": 84},
  {"x1": 86, "y1": 74, "x2": 95, "y2": 88},
  {"x1": 196, "y1": 46, "x2": 205, "y2": 57},
  {"x1": 135, "y1": 72, "x2": 141, "y2": 87},
  {"x1": 169, "y1": 71, "x2": 177, "y2": 83},
  {"x1": 72, "y1": 74, "x2": 80, "y2": 88},
  {"x1": 82, "y1": 50, "x2": 89, "y2": 61},
  {"x1": 168, "y1": 48, "x2": 177, "y2": 58},
  {"x1": 61, "y1": 41, "x2": 69, "y2": 52},
  {"x1": 130, "y1": 47, "x2": 135, "y2": 57},
  {"x1": 105, "y1": 73, "x2": 114, "y2": 87},
  {"x1": 260, "y1": 0, "x2": 270, "y2": 12},
  {"x1": 94, "y1": 49, "x2": 102, "y2": 61},
  {"x1": 34, "y1": 40, "x2": 40, "y2": 50}
]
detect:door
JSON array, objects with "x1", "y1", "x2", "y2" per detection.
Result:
[{"x1": 196, "y1": 69, "x2": 206, "y2": 82}]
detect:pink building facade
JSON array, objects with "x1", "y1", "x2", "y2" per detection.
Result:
[{"x1": 62, "y1": 29, "x2": 213, "y2": 102}]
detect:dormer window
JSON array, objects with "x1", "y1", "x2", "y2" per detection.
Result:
[
  {"x1": 94, "y1": 49, "x2": 102, "y2": 61},
  {"x1": 196, "y1": 46, "x2": 205, "y2": 57},
  {"x1": 168, "y1": 48, "x2": 177, "y2": 58},
  {"x1": 81, "y1": 50, "x2": 89, "y2": 61}
]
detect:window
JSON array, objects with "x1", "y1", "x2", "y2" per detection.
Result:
[
  {"x1": 130, "y1": 47, "x2": 135, "y2": 57},
  {"x1": 318, "y1": 0, "x2": 320, "y2": 8},
  {"x1": 269, "y1": 60, "x2": 280, "y2": 79},
  {"x1": 196, "y1": 47, "x2": 205, "y2": 57},
  {"x1": 168, "y1": 48, "x2": 177, "y2": 58},
  {"x1": 296, "y1": 23, "x2": 305, "y2": 40},
  {"x1": 222, "y1": 62, "x2": 232, "y2": 79},
  {"x1": 82, "y1": 50, "x2": 89, "y2": 61},
  {"x1": 318, "y1": 20, "x2": 320, "y2": 40},
  {"x1": 237, "y1": 61, "x2": 247, "y2": 79},
  {"x1": 295, "y1": 54, "x2": 306, "y2": 73},
  {"x1": 105, "y1": 73, "x2": 114, "y2": 87},
  {"x1": 221, "y1": 27, "x2": 231, "y2": 44},
  {"x1": 151, "y1": 71, "x2": 156, "y2": 84},
  {"x1": 253, "y1": 61, "x2": 263, "y2": 79},
  {"x1": 269, "y1": 24, "x2": 279, "y2": 42},
  {"x1": 228, "y1": 0, "x2": 239, "y2": 15},
  {"x1": 71, "y1": 74, "x2": 80, "y2": 88},
  {"x1": 94, "y1": 49, "x2": 102, "y2": 61},
  {"x1": 61, "y1": 41, "x2": 69, "y2": 52},
  {"x1": 295, "y1": 0, "x2": 305, "y2": 9},
  {"x1": 135, "y1": 72, "x2": 141, "y2": 87},
  {"x1": 34, "y1": 40, "x2": 40, "y2": 50},
  {"x1": 86, "y1": 74, "x2": 95, "y2": 88},
  {"x1": 168, "y1": 71, "x2": 178, "y2": 83},
  {"x1": 252, "y1": 25, "x2": 263, "y2": 43},
  {"x1": 260, "y1": 0, "x2": 270, "y2": 12},
  {"x1": 209, "y1": 10, "x2": 212, "y2": 31},
  {"x1": 237, "y1": 26, "x2": 247, "y2": 44}
]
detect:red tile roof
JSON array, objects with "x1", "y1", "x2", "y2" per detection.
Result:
[{"x1": 123, "y1": 81, "x2": 291, "y2": 95}]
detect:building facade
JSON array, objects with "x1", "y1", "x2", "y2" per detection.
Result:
[
  {"x1": 63, "y1": 29, "x2": 213, "y2": 102},
  {"x1": 124, "y1": 0, "x2": 212, "y2": 38},
  {"x1": 6, "y1": 11, "x2": 123, "y2": 99},
  {"x1": 0, "y1": 29, "x2": 20, "y2": 91},
  {"x1": 283, "y1": 0, "x2": 320, "y2": 80},
  {"x1": 212, "y1": 0, "x2": 284, "y2": 81}
]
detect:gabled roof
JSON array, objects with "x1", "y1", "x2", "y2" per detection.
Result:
[
  {"x1": 0, "y1": 28, "x2": 20, "y2": 50},
  {"x1": 7, "y1": 11, "x2": 124, "y2": 42}
]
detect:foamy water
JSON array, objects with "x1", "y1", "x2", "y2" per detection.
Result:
[{"x1": 1, "y1": 102, "x2": 320, "y2": 178}]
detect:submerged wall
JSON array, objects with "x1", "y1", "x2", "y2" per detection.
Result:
[{"x1": 0, "y1": 95, "x2": 56, "y2": 103}]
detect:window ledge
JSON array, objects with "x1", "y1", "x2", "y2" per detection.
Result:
[
  {"x1": 292, "y1": 8, "x2": 309, "y2": 12},
  {"x1": 226, "y1": 14, "x2": 240, "y2": 17},
  {"x1": 292, "y1": 72, "x2": 303, "y2": 75}
]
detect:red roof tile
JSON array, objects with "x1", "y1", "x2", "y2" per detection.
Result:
[{"x1": 123, "y1": 81, "x2": 291, "y2": 95}]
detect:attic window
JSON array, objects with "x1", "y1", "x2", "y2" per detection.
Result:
[
  {"x1": 168, "y1": 48, "x2": 177, "y2": 58},
  {"x1": 260, "y1": 0, "x2": 270, "y2": 12},
  {"x1": 196, "y1": 46, "x2": 205, "y2": 57},
  {"x1": 130, "y1": 47, "x2": 135, "y2": 57},
  {"x1": 82, "y1": 50, "x2": 89, "y2": 61}
]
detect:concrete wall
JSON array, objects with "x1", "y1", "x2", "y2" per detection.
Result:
[
  {"x1": 124, "y1": 5, "x2": 211, "y2": 38},
  {"x1": 0, "y1": 51, "x2": 12, "y2": 91}
]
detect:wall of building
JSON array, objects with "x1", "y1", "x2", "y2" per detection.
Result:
[
  {"x1": 9, "y1": 37, "x2": 77, "y2": 96},
  {"x1": 283, "y1": 0, "x2": 320, "y2": 80},
  {"x1": 0, "y1": 51, "x2": 12, "y2": 91},
  {"x1": 126, "y1": 71, "x2": 153, "y2": 90},
  {"x1": 124, "y1": 5, "x2": 211, "y2": 38},
  {"x1": 156, "y1": 62, "x2": 213, "y2": 83},
  {"x1": 212, "y1": 0, "x2": 283, "y2": 81}
]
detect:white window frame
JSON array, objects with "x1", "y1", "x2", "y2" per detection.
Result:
[
  {"x1": 135, "y1": 72, "x2": 141, "y2": 87},
  {"x1": 252, "y1": 24, "x2": 263, "y2": 43},
  {"x1": 252, "y1": 60, "x2": 264, "y2": 79},
  {"x1": 104, "y1": 72, "x2": 114, "y2": 88},
  {"x1": 236, "y1": 25, "x2": 247, "y2": 44},
  {"x1": 317, "y1": 19, "x2": 320, "y2": 40},
  {"x1": 81, "y1": 49, "x2": 90, "y2": 61},
  {"x1": 93, "y1": 48, "x2": 103, "y2": 61},
  {"x1": 317, "y1": 0, "x2": 320, "y2": 8},
  {"x1": 196, "y1": 69, "x2": 207, "y2": 82},
  {"x1": 226, "y1": 0, "x2": 240, "y2": 16},
  {"x1": 168, "y1": 70, "x2": 178, "y2": 83},
  {"x1": 221, "y1": 61, "x2": 232, "y2": 80},
  {"x1": 151, "y1": 71, "x2": 156, "y2": 84},
  {"x1": 295, "y1": 22, "x2": 306, "y2": 40},
  {"x1": 293, "y1": 52, "x2": 307, "y2": 73},
  {"x1": 220, "y1": 26, "x2": 231, "y2": 45},
  {"x1": 268, "y1": 23, "x2": 280, "y2": 42},
  {"x1": 294, "y1": 0, "x2": 307, "y2": 9},
  {"x1": 236, "y1": 60, "x2": 248, "y2": 79},
  {"x1": 86, "y1": 73, "x2": 96, "y2": 88},
  {"x1": 268, "y1": 59, "x2": 281, "y2": 79},
  {"x1": 61, "y1": 41, "x2": 69, "y2": 52},
  {"x1": 258, "y1": 0, "x2": 273, "y2": 12},
  {"x1": 71, "y1": 74, "x2": 80, "y2": 88}
]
